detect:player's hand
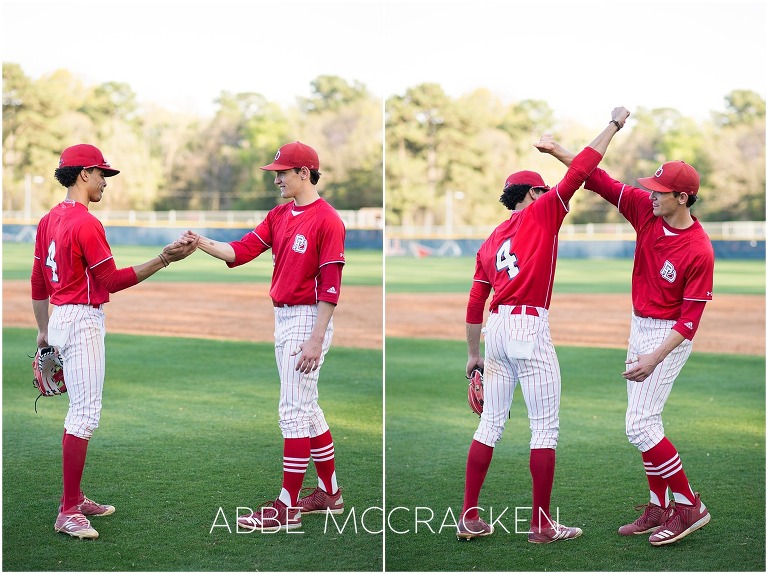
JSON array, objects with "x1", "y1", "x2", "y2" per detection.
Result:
[
  {"x1": 178, "y1": 230, "x2": 200, "y2": 244},
  {"x1": 292, "y1": 339, "x2": 323, "y2": 373},
  {"x1": 622, "y1": 353, "x2": 658, "y2": 382},
  {"x1": 534, "y1": 133, "x2": 556, "y2": 154},
  {"x1": 36, "y1": 332, "x2": 49, "y2": 348},
  {"x1": 611, "y1": 107, "x2": 631, "y2": 129},
  {"x1": 466, "y1": 357, "x2": 484, "y2": 378},
  {"x1": 163, "y1": 234, "x2": 199, "y2": 262}
]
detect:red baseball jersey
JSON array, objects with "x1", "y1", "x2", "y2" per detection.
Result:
[
  {"x1": 473, "y1": 147, "x2": 602, "y2": 312},
  {"x1": 31, "y1": 200, "x2": 115, "y2": 305},
  {"x1": 585, "y1": 168, "x2": 714, "y2": 318},
  {"x1": 228, "y1": 198, "x2": 346, "y2": 305}
]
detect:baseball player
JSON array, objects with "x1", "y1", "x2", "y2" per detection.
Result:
[
  {"x1": 31, "y1": 144, "x2": 198, "y2": 540},
  {"x1": 458, "y1": 108, "x2": 630, "y2": 543},
  {"x1": 539, "y1": 139, "x2": 714, "y2": 546},
  {"x1": 181, "y1": 141, "x2": 346, "y2": 532}
]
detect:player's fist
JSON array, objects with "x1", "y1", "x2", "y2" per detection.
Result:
[
  {"x1": 611, "y1": 107, "x2": 630, "y2": 129},
  {"x1": 534, "y1": 133, "x2": 556, "y2": 153}
]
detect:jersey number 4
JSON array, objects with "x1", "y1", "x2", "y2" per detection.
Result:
[
  {"x1": 495, "y1": 239, "x2": 519, "y2": 279},
  {"x1": 46, "y1": 240, "x2": 59, "y2": 283}
]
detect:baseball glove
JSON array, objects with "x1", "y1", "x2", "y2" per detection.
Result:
[
  {"x1": 32, "y1": 346, "x2": 66, "y2": 412},
  {"x1": 467, "y1": 367, "x2": 484, "y2": 416}
]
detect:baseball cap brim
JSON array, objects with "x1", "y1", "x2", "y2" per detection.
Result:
[
  {"x1": 94, "y1": 166, "x2": 120, "y2": 177},
  {"x1": 637, "y1": 176, "x2": 674, "y2": 193},
  {"x1": 260, "y1": 162, "x2": 295, "y2": 171}
]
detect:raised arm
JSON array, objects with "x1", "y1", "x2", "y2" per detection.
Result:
[{"x1": 535, "y1": 107, "x2": 630, "y2": 166}]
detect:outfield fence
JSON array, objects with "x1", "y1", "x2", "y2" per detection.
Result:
[{"x1": 386, "y1": 220, "x2": 766, "y2": 259}]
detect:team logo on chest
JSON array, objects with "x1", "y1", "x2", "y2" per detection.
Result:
[
  {"x1": 660, "y1": 260, "x2": 677, "y2": 283},
  {"x1": 292, "y1": 234, "x2": 308, "y2": 254}
]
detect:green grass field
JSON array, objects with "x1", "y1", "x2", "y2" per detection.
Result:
[
  {"x1": 384, "y1": 338, "x2": 765, "y2": 571},
  {"x1": 385, "y1": 256, "x2": 766, "y2": 294},
  {"x1": 3, "y1": 328, "x2": 383, "y2": 572},
  {"x1": 3, "y1": 240, "x2": 764, "y2": 571}
]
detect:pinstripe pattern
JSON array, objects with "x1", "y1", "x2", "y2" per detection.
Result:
[
  {"x1": 625, "y1": 313, "x2": 693, "y2": 452},
  {"x1": 274, "y1": 304, "x2": 333, "y2": 439},
  {"x1": 474, "y1": 306, "x2": 560, "y2": 449},
  {"x1": 49, "y1": 304, "x2": 106, "y2": 440}
]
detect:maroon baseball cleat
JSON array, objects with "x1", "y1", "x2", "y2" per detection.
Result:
[
  {"x1": 618, "y1": 502, "x2": 674, "y2": 535},
  {"x1": 297, "y1": 486, "x2": 344, "y2": 514},
  {"x1": 649, "y1": 492, "x2": 710, "y2": 546},
  {"x1": 54, "y1": 511, "x2": 99, "y2": 539},
  {"x1": 457, "y1": 516, "x2": 494, "y2": 540},
  {"x1": 237, "y1": 499, "x2": 302, "y2": 532},
  {"x1": 528, "y1": 522, "x2": 583, "y2": 543},
  {"x1": 59, "y1": 495, "x2": 115, "y2": 517}
]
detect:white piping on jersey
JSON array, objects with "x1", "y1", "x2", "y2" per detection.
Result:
[
  {"x1": 319, "y1": 260, "x2": 345, "y2": 267},
  {"x1": 616, "y1": 184, "x2": 627, "y2": 213},
  {"x1": 91, "y1": 255, "x2": 114, "y2": 268},
  {"x1": 250, "y1": 230, "x2": 270, "y2": 247},
  {"x1": 553, "y1": 184, "x2": 569, "y2": 212}
]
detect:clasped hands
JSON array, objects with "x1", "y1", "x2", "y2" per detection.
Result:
[{"x1": 162, "y1": 230, "x2": 200, "y2": 263}]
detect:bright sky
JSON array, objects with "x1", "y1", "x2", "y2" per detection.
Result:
[{"x1": 2, "y1": 0, "x2": 766, "y2": 129}]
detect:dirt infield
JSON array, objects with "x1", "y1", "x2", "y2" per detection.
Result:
[
  {"x1": 4, "y1": 281, "x2": 764, "y2": 355},
  {"x1": 3, "y1": 281, "x2": 382, "y2": 350}
]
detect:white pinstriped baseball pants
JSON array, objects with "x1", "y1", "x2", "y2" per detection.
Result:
[
  {"x1": 47, "y1": 305, "x2": 106, "y2": 440},
  {"x1": 474, "y1": 306, "x2": 560, "y2": 449},
  {"x1": 625, "y1": 313, "x2": 693, "y2": 452},
  {"x1": 274, "y1": 304, "x2": 333, "y2": 439}
]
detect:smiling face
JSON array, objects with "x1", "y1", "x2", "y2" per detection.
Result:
[
  {"x1": 83, "y1": 168, "x2": 108, "y2": 203},
  {"x1": 273, "y1": 168, "x2": 303, "y2": 200}
]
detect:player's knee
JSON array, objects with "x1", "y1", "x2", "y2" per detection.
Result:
[
  {"x1": 530, "y1": 430, "x2": 558, "y2": 449},
  {"x1": 626, "y1": 426, "x2": 663, "y2": 451},
  {"x1": 474, "y1": 423, "x2": 504, "y2": 446}
]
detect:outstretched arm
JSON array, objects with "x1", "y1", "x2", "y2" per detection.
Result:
[
  {"x1": 535, "y1": 107, "x2": 630, "y2": 166},
  {"x1": 181, "y1": 230, "x2": 236, "y2": 263}
]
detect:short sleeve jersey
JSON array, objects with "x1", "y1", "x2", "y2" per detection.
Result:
[
  {"x1": 228, "y1": 198, "x2": 346, "y2": 305},
  {"x1": 585, "y1": 168, "x2": 714, "y2": 318},
  {"x1": 32, "y1": 200, "x2": 115, "y2": 305},
  {"x1": 473, "y1": 147, "x2": 603, "y2": 312}
]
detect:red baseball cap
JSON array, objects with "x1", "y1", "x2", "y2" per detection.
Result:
[
  {"x1": 58, "y1": 144, "x2": 120, "y2": 177},
  {"x1": 504, "y1": 170, "x2": 550, "y2": 190},
  {"x1": 637, "y1": 160, "x2": 699, "y2": 195},
  {"x1": 260, "y1": 141, "x2": 320, "y2": 171}
]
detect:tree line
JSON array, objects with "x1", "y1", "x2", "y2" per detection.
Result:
[
  {"x1": 3, "y1": 63, "x2": 765, "y2": 225},
  {"x1": 386, "y1": 85, "x2": 766, "y2": 226},
  {"x1": 2, "y1": 65, "x2": 382, "y2": 213}
]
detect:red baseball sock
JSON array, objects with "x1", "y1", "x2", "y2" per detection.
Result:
[
  {"x1": 62, "y1": 432, "x2": 89, "y2": 512},
  {"x1": 461, "y1": 440, "x2": 494, "y2": 521},
  {"x1": 310, "y1": 430, "x2": 338, "y2": 494},
  {"x1": 279, "y1": 437, "x2": 310, "y2": 507},
  {"x1": 642, "y1": 437, "x2": 695, "y2": 506},
  {"x1": 530, "y1": 448, "x2": 556, "y2": 529}
]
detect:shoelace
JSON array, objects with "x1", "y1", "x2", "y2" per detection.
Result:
[{"x1": 60, "y1": 513, "x2": 91, "y2": 530}]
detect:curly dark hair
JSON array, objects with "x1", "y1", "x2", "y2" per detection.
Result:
[
  {"x1": 500, "y1": 184, "x2": 532, "y2": 211},
  {"x1": 54, "y1": 166, "x2": 95, "y2": 188}
]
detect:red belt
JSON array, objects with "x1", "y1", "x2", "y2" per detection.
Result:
[
  {"x1": 273, "y1": 301, "x2": 294, "y2": 308},
  {"x1": 491, "y1": 305, "x2": 539, "y2": 317}
]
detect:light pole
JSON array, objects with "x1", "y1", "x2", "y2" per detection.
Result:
[
  {"x1": 445, "y1": 190, "x2": 465, "y2": 237},
  {"x1": 24, "y1": 174, "x2": 44, "y2": 221}
]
